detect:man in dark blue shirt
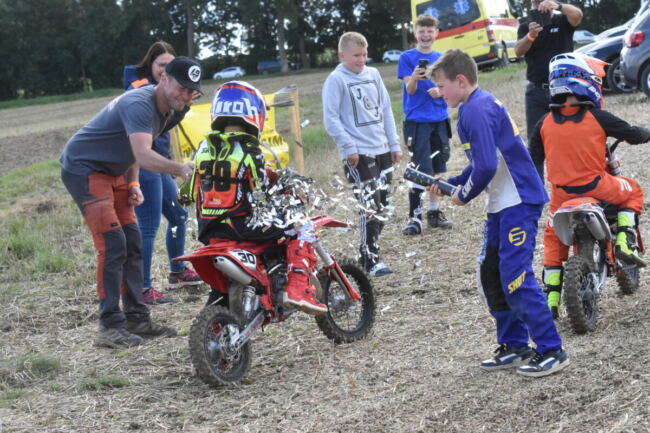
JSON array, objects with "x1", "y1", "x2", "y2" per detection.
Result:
[{"x1": 514, "y1": 0, "x2": 582, "y2": 151}]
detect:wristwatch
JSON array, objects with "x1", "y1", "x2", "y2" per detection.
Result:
[{"x1": 557, "y1": 2, "x2": 563, "y2": 12}]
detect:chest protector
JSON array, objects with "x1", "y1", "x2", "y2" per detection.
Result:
[{"x1": 191, "y1": 132, "x2": 265, "y2": 221}]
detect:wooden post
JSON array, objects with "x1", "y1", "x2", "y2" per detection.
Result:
[{"x1": 288, "y1": 88, "x2": 305, "y2": 174}]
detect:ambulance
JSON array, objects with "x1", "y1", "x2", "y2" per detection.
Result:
[{"x1": 411, "y1": 0, "x2": 520, "y2": 67}]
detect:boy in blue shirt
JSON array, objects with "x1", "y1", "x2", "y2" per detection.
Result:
[
  {"x1": 398, "y1": 14, "x2": 452, "y2": 235},
  {"x1": 428, "y1": 49, "x2": 568, "y2": 377}
]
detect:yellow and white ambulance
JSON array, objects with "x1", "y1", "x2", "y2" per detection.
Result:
[{"x1": 411, "y1": 0, "x2": 520, "y2": 67}]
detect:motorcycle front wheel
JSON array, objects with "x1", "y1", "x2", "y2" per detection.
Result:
[
  {"x1": 315, "y1": 258, "x2": 376, "y2": 344},
  {"x1": 189, "y1": 305, "x2": 252, "y2": 386},
  {"x1": 563, "y1": 255, "x2": 599, "y2": 334}
]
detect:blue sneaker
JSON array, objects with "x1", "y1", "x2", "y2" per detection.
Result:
[
  {"x1": 368, "y1": 262, "x2": 394, "y2": 277},
  {"x1": 480, "y1": 344, "x2": 535, "y2": 370},
  {"x1": 517, "y1": 349, "x2": 570, "y2": 378}
]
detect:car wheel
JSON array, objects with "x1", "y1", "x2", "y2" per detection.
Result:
[
  {"x1": 641, "y1": 62, "x2": 650, "y2": 97},
  {"x1": 606, "y1": 58, "x2": 635, "y2": 94},
  {"x1": 235, "y1": 73, "x2": 242, "y2": 78},
  {"x1": 384, "y1": 58, "x2": 390, "y2": 63},
  {"x1": 499, "y1": 45, "x2": 509, "y2": 68}
]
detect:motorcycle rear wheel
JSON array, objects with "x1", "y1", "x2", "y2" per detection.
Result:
[
  {"x1": 616, "y1": 263, "x2": 640, "y2": 295},
  {"x1": 563, "y1": 255, "x2": 599, "y2": 334},
  {"x1": 189, "y1": 305, "x2": 252, "y2": 386},
  {"x1": 315, "y1": 258, "x2": 375, "y2": 344}
]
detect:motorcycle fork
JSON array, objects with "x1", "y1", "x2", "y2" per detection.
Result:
[{"x1": 313, "y1": 240, "x2": 361, "y2": 301}]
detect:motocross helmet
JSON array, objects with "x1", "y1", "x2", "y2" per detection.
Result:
[
  {"x1": 210, "y1": 81, "x2": 266, "y2": 137},
  {"x1": 548, "y1": 52, "x2": 608, "y2": 108}
]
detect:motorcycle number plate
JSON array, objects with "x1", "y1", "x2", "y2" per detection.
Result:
[{"x1": 230, "y1": 249, "x2": 257, "y2": 270}]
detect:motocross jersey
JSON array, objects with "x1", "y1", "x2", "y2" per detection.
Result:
[
  {"x1": 188, "y1": 131, "x2": 266, "y2": 222},
  {"x1": 529, "y1": 104, "x2": 650, "y2": 187}
]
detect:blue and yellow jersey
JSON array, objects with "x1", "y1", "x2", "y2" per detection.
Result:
[{"x1": 448, "y1": 88, "x2": 548, "y2": 213}]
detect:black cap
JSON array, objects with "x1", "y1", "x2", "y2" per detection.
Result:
[{"x1": 165, "y1": 56, "x2": 202, "y2": 92}]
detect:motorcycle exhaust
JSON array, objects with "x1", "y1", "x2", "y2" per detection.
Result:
[
  {"x1": 213, "y1": 256, "x2": 253, "y2": 285},
  {"x1": 578, "y1": 213, "x2": 608, "y2": 241}
]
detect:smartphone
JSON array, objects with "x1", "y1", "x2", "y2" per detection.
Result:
[
  {"x1": 418, "y1": 59, "x2": 429, "y2": 69},
  {"x1": 530, "y1": 9, "x2": 550, "y2": 27}
]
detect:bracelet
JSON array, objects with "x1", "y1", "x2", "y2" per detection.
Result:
[
  {"x1": 527, "y1": 33, "x2": 536, "y2": 42},
  {"x1": 128, "y1": 181, "x2": 140, "y2": 189}
]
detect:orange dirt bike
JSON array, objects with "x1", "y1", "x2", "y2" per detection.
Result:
[
  {"x1": 551, "y1": 139, "x2": 643, "y2": 334},
  {"x1": 174, "y1": 215, "x2": 375, "y2": 386}
]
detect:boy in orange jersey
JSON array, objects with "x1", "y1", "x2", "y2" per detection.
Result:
[{"x1": 530, "y1": 52, "x2": 650, "y2": 318}]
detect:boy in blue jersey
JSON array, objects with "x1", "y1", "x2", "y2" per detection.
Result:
[
  {"x1": 399, "y1": 14, "x2": 453, "y2": 235},
  {"x1": 428, "y1": 49, "x2": 568, "y2": 377}
]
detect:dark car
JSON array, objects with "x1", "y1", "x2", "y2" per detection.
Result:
[
  {"x1": 621, "y1": 8, "x2": 650, "y2": 96},
  {"x1": 256, "y1": 59, "x2": 297, "y2": 74},
  {"x1": 576, "y1": 33, "x2": 633, "y2": 93}
]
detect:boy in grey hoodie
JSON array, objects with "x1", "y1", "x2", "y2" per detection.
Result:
[{"x1": 323, "y1": 32, "x2": 402, "y2": 277}]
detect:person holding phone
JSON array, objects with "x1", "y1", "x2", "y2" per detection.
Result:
[
  {"x1": 398, "y1": 14, "x2": 453, "y2": 236},
  {"x1": 514, "y1": 0, "x2": 583, "y2": 162}
]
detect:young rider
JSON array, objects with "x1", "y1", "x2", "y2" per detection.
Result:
[
  {"x1": 529, "y1": 53, "x2": 650, "y2": 317},
  {"x1": 184, "y1": 81, "x2": 327, "y2": 315}
]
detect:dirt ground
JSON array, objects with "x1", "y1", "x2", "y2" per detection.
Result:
[{"x1": 1, "y1": 65, "x2": 649, "y2": 433}]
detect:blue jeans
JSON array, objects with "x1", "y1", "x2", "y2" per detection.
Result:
[{"x1": 135, "y1": 168, "x2": 189, "y2": 288}]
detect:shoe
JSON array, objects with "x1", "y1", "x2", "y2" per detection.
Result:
[
  {"x1": 402, "y1": 218, "x2": 422, "y2": 236},
  {"x1": 168, "y1": 267, "x2": 202, "y2": 288},
  {"x1": 126, "y1": 319, "x2": 178, "y2": 338},
  {"x1": 94, "y1": 326, "x2": 143, "y2": 348},
  {"x1": 517, "y1": 349, "x2": 570, "y2": 378},
  {"x1": 480, "y1": 344, "x2": 535, "y2": 370},
  {"x1": 427, "y1": 210, "x2": 452, "y2": 229},
  {"x1": 547, "y1": 290, "x2": 561, "y2": 319},
  {"x1": 284, "y1": 239, "x2": 328, "y2": 315},
  {"x1": 367, "y1": 262, "x2": 394, "y2": 277},
  {"x1": 143, "y1": 287, "x2": 177, "y2": 305},
  {"x1": 614, "y1": 229, "x2": 646, "y2": 268}
]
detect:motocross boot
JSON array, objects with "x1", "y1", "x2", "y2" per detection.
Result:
[
  {"x1": 283, "y1": 239, "x2": 328, "y2": 315},
  {"x1": 614, "y1": 211, "x2": 646, "y2": 268},
  {"x1": 543, "y1": 266, "x2": 562, "y2": 319}
]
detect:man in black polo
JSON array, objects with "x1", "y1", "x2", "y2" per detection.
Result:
[{"x1": 515, "y1": 0, "x2": 582, "y2": 170}]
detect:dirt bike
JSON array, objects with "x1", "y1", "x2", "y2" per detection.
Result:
[
  {"x1": 174, "y1": 215, "x2": 375, "y2": 386},
  {"x1": 551, "y1": 139, "x2": 643, "y2": 334}
]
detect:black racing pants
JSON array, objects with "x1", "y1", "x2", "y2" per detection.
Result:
[
  {"x1": 61, "y1": 169, "x2": 149, "y2": 329},
  {"x1": 343, "y1": 152, "x2": 393, "y2": 268}
]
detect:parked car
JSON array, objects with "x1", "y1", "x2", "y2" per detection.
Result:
[
  {"x1": 594, "y1": 23, "x2": 629, "y2": 41},
  {"x1": 574, "y1": 30, "x2": 596, "y2": 45},
  {"x1": 621, "y1": 8, "x2": 650, "y2": 96},
  {"x1": 382, "y1": 50, "x2": 402, "y2": 63},
  {"x1": 576, "y1": 33, "x2": 634, "y2": 93},
  {"x1": 256, "y1": 59, "x2": 297, "y2": 74},
  {"x1": 212, "y1": 66, "x2": 245, "y2": 80}
]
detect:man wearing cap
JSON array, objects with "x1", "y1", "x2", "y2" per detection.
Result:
[{"x1": 60, "y1": 56, "x2": 202, "y2": 348}]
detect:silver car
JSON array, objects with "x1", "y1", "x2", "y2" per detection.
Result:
[{"x1": 621, "y1": 8, "x2": 650, "y2": 95}]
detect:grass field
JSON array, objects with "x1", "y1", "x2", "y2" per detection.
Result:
[{"x1": 1, "y1": 63, "x2": 649, "y2": 433}]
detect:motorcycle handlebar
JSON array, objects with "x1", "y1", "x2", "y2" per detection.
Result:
[{"x1": 609, "y1": 139, "x2": 624, "y2": 153}]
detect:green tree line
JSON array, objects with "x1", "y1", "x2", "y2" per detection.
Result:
[{"x1": 0, "y1": 0, "x2": 643, "y2": 101}]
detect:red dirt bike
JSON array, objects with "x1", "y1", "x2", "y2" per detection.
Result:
[
  {"x1": 551, "y1": 139, "x2": 643, "y2": 334},
  {"x1": 174, "y1": 215, "x2": 375, "y2": 386}
]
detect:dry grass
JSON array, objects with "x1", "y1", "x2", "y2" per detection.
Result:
[{"x1": 0, "y1": 64, "x2": 649, "y2": 433}]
